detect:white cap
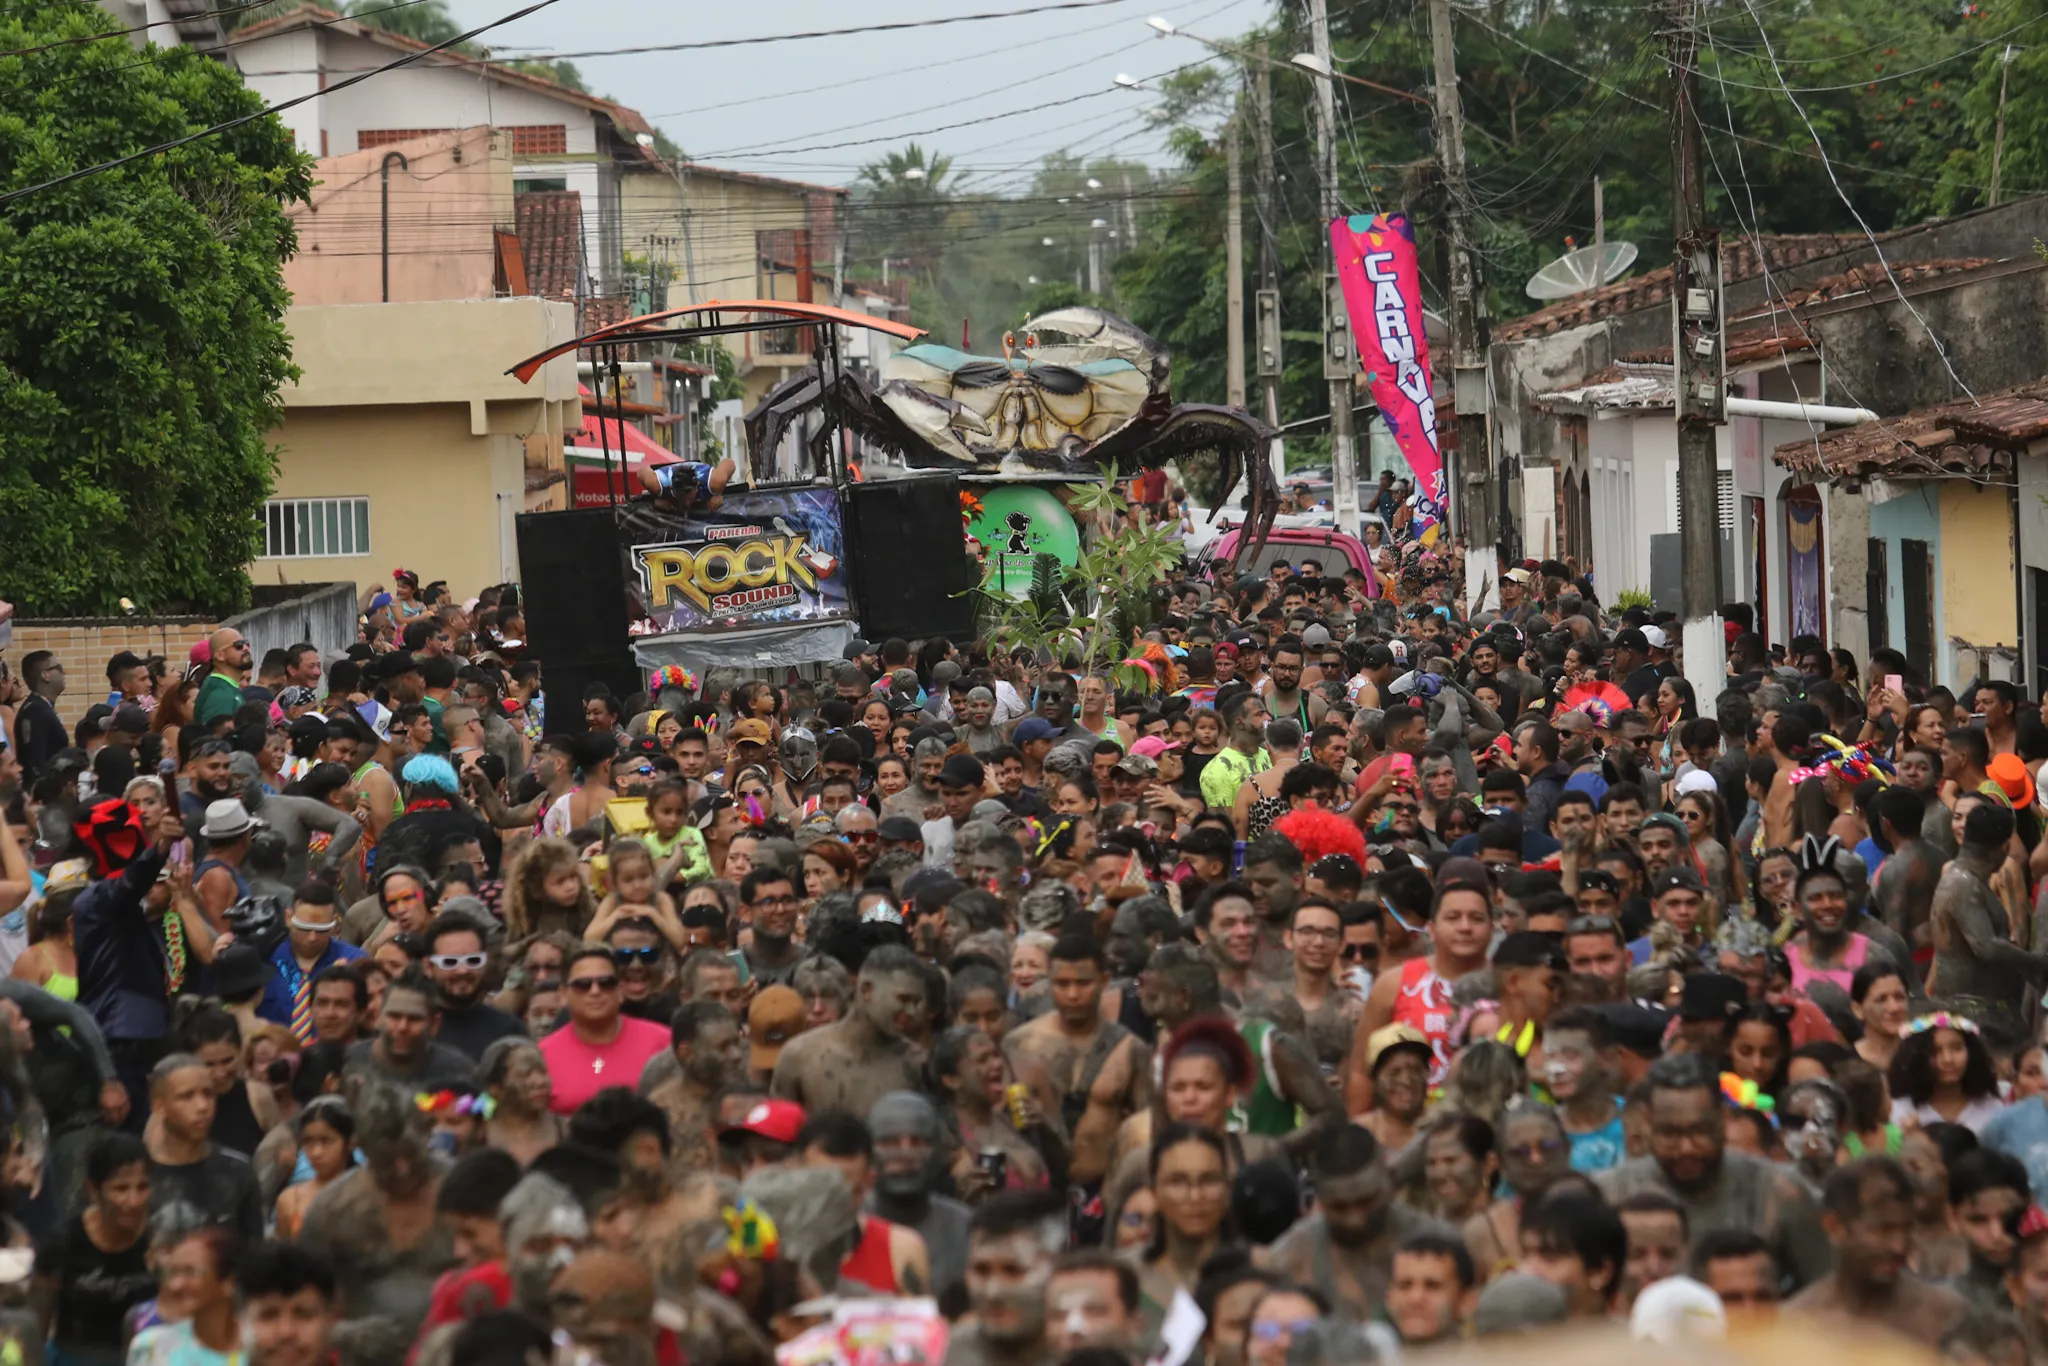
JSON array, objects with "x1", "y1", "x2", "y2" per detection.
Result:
[
  {"x1": 1642, "y1": 625, "x2": 1670, "y2": 649},
  {"x1": 1629, "y1": 1276, "x2": 1725, "y2": 1343},
  {"x1": 1675, "y1": 768, "x2": 1719, "y2": 797}
]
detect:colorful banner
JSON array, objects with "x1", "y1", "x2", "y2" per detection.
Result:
[
  {"x1": 1330, "y1": 212, "x2": 1446, "y2": 545},
  {"x1": 616, "y1": 486, "x2": 852, "y2": 634},
  {"x1": 966, "y1": 484, "x2": 1081, "y2": 599}
]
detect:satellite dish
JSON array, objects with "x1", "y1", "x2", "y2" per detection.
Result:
[{"x1": 1525, "y1": 241, "x2": 1639, "y2": 300}]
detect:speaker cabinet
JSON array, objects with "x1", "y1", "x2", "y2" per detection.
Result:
[
  {"x1": 844, "y1": 476, "x2": 977, "y2": 643},
  {"x1": 514, "y1": 508, "x2": 640, "y2": 726}
]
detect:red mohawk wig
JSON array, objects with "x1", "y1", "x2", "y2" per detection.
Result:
[
  {"x1": 1270, "y1": 806, "x2": 1368, "y2": 868},
  {"x1": 1163, "y1": 1015, "x2": 1255, "y2": 1092}
]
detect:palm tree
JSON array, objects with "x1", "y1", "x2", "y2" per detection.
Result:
[{"x1": 854, "y1": 143, "x2": 957, "y2": 288}]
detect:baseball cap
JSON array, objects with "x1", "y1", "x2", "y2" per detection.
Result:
[
  {"x1": 1360, "y1": 643, "x2": 1394, "y2": 671},
  {"x1": 1300, "y1": 624, "x2": 1332, "y2": 647},
  {"x1": 1364, "y1": 1023, "x2": 1432, "y2": 1074},
  {"x1": 721, "y1": 1098, "x2": 805, "y2": 1145},
  {"x1": 843, "y1": 638, "x2": 875, "y2": 660},
  {"x1": 1179, "y1": 827, "x2": 1234, "y2": 860},
  {"x1": 1502, "y1": 567, "x2": 1532, "y2": 584},
  {"x1": 1213, "y1": 641, "x2": 1239, "y2": 661},
  {"x1": 1642, "y1": 625, "x2": 1670, "y2": 650},
  {"x1": 1013, "y1": 717, "x2": 1059, "y2": 745},
  {"x1": 1678, "y1": 972, "x2": 1749, "y2": 1022},
  {"x1": 1651, "y1": 865, "x2": 1705, "y2": 896},
  {"x1": 1113, "y1": 751, "x2": 1158, "y2": 778},
  {"x1": 1435, "y1": 856, "x2": 1493, "y2": 895},
  {"x1": 877, "y1": 816, "x2": 924, "y2": 843},
  {"x1": 747, "y1": 987, "x2": 805, "y2": 1073},
  {"x1": 1614, "y1": 628, "x2": 1650, "y2": 652},
  {"x1": 728, "y1": 718, "x2": 773, "y2": 748},
  {"x1": 937, "y1": 755, "x2": 985, "y2": 789},
  {"x1": 1129, "y1": 735, "x2": 1181, "y2": 761}
]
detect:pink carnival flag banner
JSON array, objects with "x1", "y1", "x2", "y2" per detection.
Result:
[{"x1": 1329, "y1": 212, "x2": 1446, "y2": 545}]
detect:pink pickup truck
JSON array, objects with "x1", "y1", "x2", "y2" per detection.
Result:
[{"x1": 1202, "y1": 526, "x2": 1382, "y2": 596}]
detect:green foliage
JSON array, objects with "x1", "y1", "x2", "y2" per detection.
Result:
[
  {"x1": 973, "y1": 484, "x2": 1181, "y2": 669},
  {"x1": 1613, "y1": 587, "x2": 1654, "y2": 611},
  {"x1": 509, "y1": 58, "x2": 590, "y2": 93},
  {"x1": 346, "y1": 0, "x2": 462, "y2": 44},
  {"x1": 0, "y1": 0, "x2": 311, "y2": 614}
]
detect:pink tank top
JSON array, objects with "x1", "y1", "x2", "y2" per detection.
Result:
[
  {"x1": 1786, "y1": 934, "x2": 1870, "y2": 997},
  {"x1": 1391, "y1": 957, "x2": 1457, "y2": 1083}
]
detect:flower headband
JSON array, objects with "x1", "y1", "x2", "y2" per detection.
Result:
[
  {"x1": 416, "y1": 1091, "x2": 495, "y2": 1119},
  {"x1": 650, "y1": 665, "x2": 698, "y2": 694},
  {"x1": 1720, "y1": 1072, "x2": 1776, "y2": 1124},
  {"x1": 1903, "y1": 1011, "x2": 1980, "y2": 1038}
]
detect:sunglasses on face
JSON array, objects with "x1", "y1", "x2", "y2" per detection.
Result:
[
  {"x1": 566, "y1": 975, "x2": 619, "y2": 993},
  {"x1": 428, "y1": 953, "x2": 487, "y2": 971},
  {"x1": 1341, "y1": 942, "x2": 1380, "y2": 963},
  {"x1": 842, "y1": 830, "x2": 878, "y2": 844},
  {"x1": 613, "y1": 946, "x2": 662, "y2": 964}
]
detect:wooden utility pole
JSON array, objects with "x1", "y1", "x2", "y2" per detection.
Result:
[
  {"x1": 1253, "y1": 45, "x2": 1284, "y2": 488},
  {"x1": 1669, "y1": 0, "x2": 1726, "y2": 706},
  {"x1": 1307, "y1": 0, "x2": 1360, "y2": 534},
  {"x1": 1226, "y1": 108, "x2": 1247, "y2": 408},
  {"x1": 1428, "y1": 0, "x2": 1493, "y2": 605}
]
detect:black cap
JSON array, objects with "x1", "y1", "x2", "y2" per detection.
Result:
[
  {"x1": 1614, "y1": 628, "x2": 1650, "y2": 652},
  {"x1": 1678, "y1": 972, "x2": 1749, "y2": 1022},
  {"x1": 212, "y1": 942, "x2": 274, "y2": 1003},
  {"x1": 938, "y1": 755, "x2": 985, "y2": 790},
  {"x1": 877, "y1": 816, "x2": 923, "y2": 842},
  {"x1": 1589, "y1": 1003, "x2": 1672, "y2": 1058},
  {"x1": 1651, "y1": 865, "x2": 1704, "y2": 896},
  {"x1": 1494, "y1": 930, "x2": 1565, "y2": 971},
  {"x1": 1574, "y1": 868, "x2": 1620, "y2": 896},
  {"x1": 1361, "y1": 643, "x2": 1394, "y2": 670},
  {"x1": 379, "y1": 651, "x2": 422, "y2": 679},
  {"x1": 843, "y1": 638, "x2": 875, "y2": 659},
  {"x1": 1179, "y1": 826, "x2": 1235, "y2": 860}
]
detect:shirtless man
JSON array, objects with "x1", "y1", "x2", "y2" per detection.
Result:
[
  {"x1": 772, "y1": 946, "x2": 927, "y2": 1120},
  {"x1": 1870, "y1": 785, "x2": 1943, "y2": 970},
  {"x1": 1003, "y1": 936, "x2": 1150, "y2": 1189},
  {"x1": 1263, "y1": 1124, "x2": 1457, "y2": 1322},
  {"x1": 300, "y1": 1083, "x2": 457, "y2": 1366},
  {"x1": 1786, "y1": 1156, "x2": 1968, "y2": 1346},
  {"x1": 1930, "y1": 801, "x2": 2048, "y2": 1047},
  {"x1": 1261, "y1": 898, "x2": 1361, "y2": 1071},
  {"x1": 1761, "y1": 712, "x2": 1807, "y2": 852},
  {"x1": 646, "y1": 1001, "x2": 744, "y2": 1176}
]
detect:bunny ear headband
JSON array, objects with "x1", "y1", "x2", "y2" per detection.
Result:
[{"x1": 1794, "y1": 833, "x2": 1846, "y2": 895}]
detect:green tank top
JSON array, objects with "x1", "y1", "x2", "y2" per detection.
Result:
[
  {"x1": 1232, "y1": 1018, "x2": 1300, "y2": 1137},
  {"x1": 355, "y1": 760, "x2": 403, "y2": 818},
  {"x1": 43, "y1": 971, "x2": 76, "y2": 1002}
]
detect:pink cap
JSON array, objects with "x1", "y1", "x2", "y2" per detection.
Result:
[
  {"x1": 187, "y1": 640, "x2": 211, "y2": 665},
  {"x1": 1130, "y1": 735, "x2": 1182, "y2": 760}
]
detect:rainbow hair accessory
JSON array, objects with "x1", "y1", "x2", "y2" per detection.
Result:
[
  {"x1": 650, "y1": 665, "x2": 699, "y2": 694},
  {"x1": 1903, "y1": 1011, "x2": 1980, "y2": 1038},
  {"x1": 723, "y1": 1198, "x2": 780, "y2": 1260},
  {"x1": 1719, "y1": 1072, "x2": 1776, "y2": 1124},
  {"x1": 416, "y1": 1091, "x2": 496, "y2": 1119}
]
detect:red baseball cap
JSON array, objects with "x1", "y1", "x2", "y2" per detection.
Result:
[{"x1": 720, "y1": 1098, "x2": 805, "y2": 1145}]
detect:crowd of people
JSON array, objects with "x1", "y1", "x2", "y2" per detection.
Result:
[{"x1": 2, "y1": 543, "x2": 2048, "y2": 1366}]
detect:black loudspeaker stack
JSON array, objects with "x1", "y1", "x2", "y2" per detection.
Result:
[
  {"x1": 844, "y1": 476, "x2": 978, "y2": 643},
  {"x1": 513, "y1": 507, "x2": 641, "y2": 730}
]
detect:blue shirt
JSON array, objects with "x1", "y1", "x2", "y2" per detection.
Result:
[
  {"x1": 1567, "y1": 1103, "x2": 1628, "y2": 1173},
  {"x1": 1855, "y1": 836, "x2": 1886, "y2": 880},
  {"x1": 74, "y1": 845, "x2": 172, "y2": 1042},
  {"x1": 1984, "y1": 1097, "x2": 2048, "y2": 1202},
  {"x1": 257, "y1": 936, "x2": 364, "y2": 1030}
]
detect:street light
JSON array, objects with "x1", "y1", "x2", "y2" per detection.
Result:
[
  {"x1": 1042, "y1": 237, "x2": 1057, "y2": 246},
  {"x1": 1147, "y1": 15, "x2": 1174, "y2": 34},
  {"x1": 1289, "y1": 50, "x2": 1332, "y2": 78},
  {"x1": 1113, "y1": 72, "x2": 1141, "y2": 88},
  {"x1": 903, "y1": 166, "x2": 925, "y2": 180},
  {"x1": 1086, "y1": 177, "x2": 1103, "y2": 189}
]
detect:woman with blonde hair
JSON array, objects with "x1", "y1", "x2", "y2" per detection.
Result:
[{"x1": 501, "y1": 837, "x2": 594, "y2": 939}]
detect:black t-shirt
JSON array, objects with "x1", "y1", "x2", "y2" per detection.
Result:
[
  {"x1": 209, "y1": 1083, "x2": 266, "y2": 1161},
  {"x1": 150, "y1": 1149, "x2": 263, "y2": 1246},
  {"x1": 434, "y1": 1002, "x2": 527, "y2": 1061},
  {"x1": 621, "y1": 991, "x2": 681, "y2": 1025},
  {"x1": 34, "y1": 1214, "x2": 155, "y2": 1356}
]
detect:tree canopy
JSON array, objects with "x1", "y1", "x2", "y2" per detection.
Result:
[{"x1": 0, "y1": 0, "x2": 312, "y2": 614}]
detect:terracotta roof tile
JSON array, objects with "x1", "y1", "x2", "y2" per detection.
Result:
[
  {"x1": 1775, "y1": 377, "x2": 2048, "y2": 478},
  {"x1": 515, "y1": 191, "x2": 582, "y2": 302}
]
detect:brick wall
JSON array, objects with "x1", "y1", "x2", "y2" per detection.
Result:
[{"x1": 11, "y1": 618, "x2": 217, "y2": 730}]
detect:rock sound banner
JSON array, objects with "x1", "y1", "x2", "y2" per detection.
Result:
[
  {"x1": 1329, "y1": 211, "x2": 1446, "y2": 546},
  {"x1": 618, "y1": 486, "x2": 852, "y2": 633}
]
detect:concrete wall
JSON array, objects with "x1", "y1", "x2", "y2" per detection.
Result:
[
  {"x1": 261, "y1": 298, "x2": 580, "y2": 597},
  {"x1": 286, "y1": 127, "x2": 511, "y2": 306},
  {"x1": 1940, "y1": 479, "x2": 2019, "y2": 685},
  {"x1": 224, "y1": 583, "x2": 359, "y2": 668},
  {"x1": 1804, "y1": 259, "x2": 2048, "y2": 414},
  {"x1": 2018, "y1": 455, "x2": 2048, "y2": 695}
]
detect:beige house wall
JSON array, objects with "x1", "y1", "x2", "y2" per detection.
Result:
[
  {"x1": 258, "y1": 298, "x2": 581, "y2": 598},
  {"x1": 285, "y1": 127, "x2": 512, "y2": 307}
]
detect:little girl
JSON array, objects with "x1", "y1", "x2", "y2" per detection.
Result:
[
  {"x1": 641, "y1": 778, "x2": 710, "y2": 888},
  {"x1": 272, "y1": 1098, "x2": 355, "y2": 1241},
  {"x1": 587, "y1": 838, "x2": 688, "y2": 954}
]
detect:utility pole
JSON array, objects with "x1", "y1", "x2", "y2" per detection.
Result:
[
  {"x1": 1669, "y1": 0, "x2": 1726, "y2": 707},
  {"x1": 1428, "y1": 0, "x2": 1493, "y2": 609},
  {"x1": 1307, "y1": 0, "x2": 1359, "y2": 535},
  {"x1": 1991, "y1": 44, "x2": 2018, "y2": 206},
  {"x1": 1226, "y1": 107, "x2": 1247, "y2": 408},
  {"x1": 1253, "y1": 44, "x2": 1285, "y2": 490}
]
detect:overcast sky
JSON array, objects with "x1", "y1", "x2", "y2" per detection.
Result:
[{"x1": 444, "y1": 0, "x2": 1274, "y2": 191}]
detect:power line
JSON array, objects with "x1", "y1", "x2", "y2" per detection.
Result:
[
  {"x1": 500, "y1": 0, "x2": 1150, "y2": 62},
  {"x1": 0, "y1": 0, "x2": 570, "y2": 208}
]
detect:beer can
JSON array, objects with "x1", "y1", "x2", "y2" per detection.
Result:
[{"x1": 1005, "y1": 1083, "x2": 1031, "y2": 1129}]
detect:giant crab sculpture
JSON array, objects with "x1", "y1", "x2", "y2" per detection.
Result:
[{"x1": 746, "y1": 307, "x2": 1278, "y2": 561}]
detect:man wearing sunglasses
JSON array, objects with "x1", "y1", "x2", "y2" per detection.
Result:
[
  {"x1": 256, "y1": 881, "x2": 363, "y2": 1045},
  {"x1": 424, "y1": 907, "x2": 522, "y2": 1060},
  {"x1": 537, "y1": 946, "x2": 673, "y2": 1116}
]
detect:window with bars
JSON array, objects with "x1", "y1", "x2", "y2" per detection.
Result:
[{"x1": 260, "y1": 498, "x2": 370, "y2": 559}]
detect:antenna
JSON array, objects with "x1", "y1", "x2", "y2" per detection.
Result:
[{"x1": 1525, "y1": 241, "x2": 1639, "y2": 300}]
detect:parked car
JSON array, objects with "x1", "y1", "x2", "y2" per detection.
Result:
[{"x1": 1197, "y1": 525, "x2": 1381, "y2": 596}]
